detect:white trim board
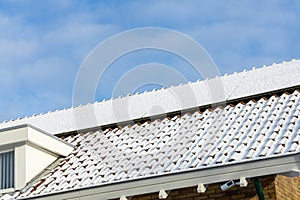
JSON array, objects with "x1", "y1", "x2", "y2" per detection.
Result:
[{"x1": 23, "y1": 153, "x2": 300, "y2": 200}]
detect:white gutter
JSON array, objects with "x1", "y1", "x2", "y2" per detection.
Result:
[{"x1": 23, "y1": 153, "x2": 300, "y2": 200}]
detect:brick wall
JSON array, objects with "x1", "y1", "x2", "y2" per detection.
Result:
[
  {"x1": 111, "y1": 175, "x2": 300, "y2": 200},
  {"x1": 275, "y1": 174, "x2": 300, "y2": 200}
]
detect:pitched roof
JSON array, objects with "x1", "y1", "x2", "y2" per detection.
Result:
[
  {"x1": 9, "y1": 89, "x2": 300, "y2": 199},
  {"x1": 1, "y1": 60, "x2": 300, "y2": 199},
  {"x1": 0, "y1": 59, "x2": 300, "y2": 135}
]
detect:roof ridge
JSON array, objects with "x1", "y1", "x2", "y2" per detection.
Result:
[
  {"x1": 224, "y1": 60, "x2": 283, "y2": 100},
  {"x1": 2, "y1": 59, "x2": 296, "y2": 124},
  {"x1": 1, "y1": 59, "x2": 299, "y2": 134}
]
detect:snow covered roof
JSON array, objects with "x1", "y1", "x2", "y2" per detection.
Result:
[
  {"x1": 0, "y1": 59, "x2": 299, "y2": 199},
  {"x1": 0, "y1": 59, "x2": 300, "y2": 135},
  {"x1": 7, "y1": 88, "x2": 300, "y2": 199}
]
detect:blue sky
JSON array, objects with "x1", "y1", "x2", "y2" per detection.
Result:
[{"x1": 0, "y1": 0, "x2": 300, "y2": 121}]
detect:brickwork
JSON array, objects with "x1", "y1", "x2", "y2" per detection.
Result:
[
  {"x1": 111, "y1": 175, "x2": 279, "y2": 200},
  {"x1": 275, "y1": 175, "x2": 300, "y2": 200}
]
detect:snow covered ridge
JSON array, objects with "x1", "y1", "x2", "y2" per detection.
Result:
[{"x1": 1, "y1": 59, "x2": 300, "y2": 135}]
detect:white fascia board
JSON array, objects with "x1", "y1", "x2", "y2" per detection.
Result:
[
  {"x1": 25, "y1": 153, "x2": 300, "y2": 200},
  {"x1": 27, "y1": 126, "x2": 74, "y2": 157},
  {"x1": 0, "y1": 124, "x2": 74, "y2": 157},
  {"x1": 0, "y1": 125, "x2": 29, "y2": 146}
]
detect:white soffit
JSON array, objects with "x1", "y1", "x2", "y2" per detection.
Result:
[{"x1": 0, "y1": 59, "x2": 299, "y2": 135}]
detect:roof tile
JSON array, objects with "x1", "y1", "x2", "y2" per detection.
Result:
[{"x1": 2, "y1": 78, "x2": 300, "y2": 199}]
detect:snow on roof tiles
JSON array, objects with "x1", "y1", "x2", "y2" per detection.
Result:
[
  {"x1": 12, "y1": 89, "x2": 300, "y2": 199},
  {"x1": 0, "y1": 59, "x2": 300, "y2": 135}
]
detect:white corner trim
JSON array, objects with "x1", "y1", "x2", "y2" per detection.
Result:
[{"x1": 24, "y1": 153, "x2": 300, "y2": 200}]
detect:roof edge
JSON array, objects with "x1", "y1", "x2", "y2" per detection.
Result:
[
  {"x1": 22, "y1": 153, "x2": 300, "y2": 200},
  {"x1": 0, "y1": 124, "x2": 75, "y2": 149}
]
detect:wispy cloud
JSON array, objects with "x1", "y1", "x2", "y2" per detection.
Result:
[
  {"x1": 0, "y1": 0, "x2": 121, "y2": 120},
  {"x1": 0, "y1": 0, "x2": 300, "y2": 121}
]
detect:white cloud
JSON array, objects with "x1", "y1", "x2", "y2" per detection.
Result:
[
  {"x1": 0, "y1": 0, "x2": 300, "y2": 121},
  {"x1": 0, "y1": 2, "x2": 123, "y2": 121}
]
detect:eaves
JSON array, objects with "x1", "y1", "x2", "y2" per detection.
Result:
[{"x1": 22, "y1": 153, "x2": 300, "y2": 200}]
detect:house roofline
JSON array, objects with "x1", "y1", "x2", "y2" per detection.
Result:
[
  {"x1": 57, "y1": 84, "x2": 300, "y2": 137},
  {"x1": 22, "y1": 153, "x2": 300, "y2": 200},
  {"x1": 1, "y1": 59, "x2": 300, "y2": 135}
]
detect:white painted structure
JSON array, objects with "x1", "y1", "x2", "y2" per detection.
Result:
[{"x1": 0, "y1": 125, "x2": 74, "y2": 190}]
